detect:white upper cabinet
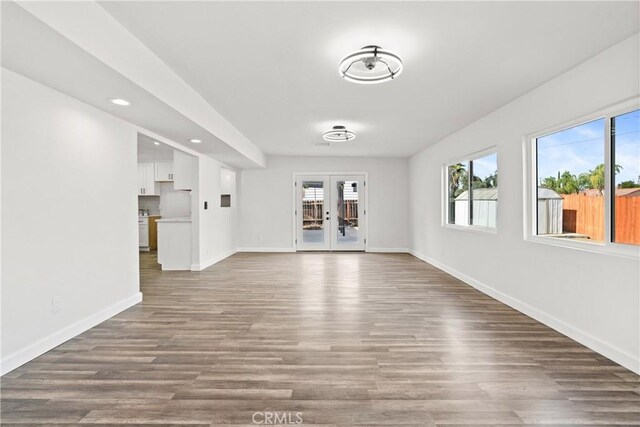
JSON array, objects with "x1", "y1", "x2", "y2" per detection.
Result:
[
  {"x1": 173, "y1": 150, "x2": 196, "y2": 191},
  {"x1": 155, "y1": 161, "x2": 174, "y2": 182},
  {"x1": 137, "y1": 164, "x2": 146, "y2": 196},
  {"x1": 137, "y1": 162, "x2": 158, "y2": 196}
]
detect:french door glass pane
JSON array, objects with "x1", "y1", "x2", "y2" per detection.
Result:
[
  {"x1": 302, "y1": 181, "x2": 324, "y2": 244},
  {"x1": 336, "y1": 180, "x2": 359, "y2": 243},
  {"x1": 612, "y1": 109, "x2": 640, "y2": 246}
]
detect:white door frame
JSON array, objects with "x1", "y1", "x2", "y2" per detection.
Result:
[{"x1": 292, "y1": 172, "x2": 369, "y2": 252}]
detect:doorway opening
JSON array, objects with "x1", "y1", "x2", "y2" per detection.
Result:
[
  {"x1": 295, "y1": 174, "x2": 367, "y2": 251},
  {"x1": 137, "y1": 133, "x2": 196, "y2": 271}
]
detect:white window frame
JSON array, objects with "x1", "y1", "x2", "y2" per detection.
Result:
[
  {"x1": 523, "y1": 97, "x2": 640, "y2": 259},
  {"x1": 442, "y1": 146, "x2": 498, "y2": 234}
]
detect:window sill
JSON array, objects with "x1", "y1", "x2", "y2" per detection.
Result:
[
  {"x1": 443, "y1": 223, "x2": 497, "y2": 235},
  {"x1": 526, "y1": 235, "x2": 639, "y2": 259}
]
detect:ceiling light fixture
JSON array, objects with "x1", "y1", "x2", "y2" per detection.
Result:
[
  {"x1": 153, "y1": 141, "x2": 160, "y2": 146},
  {"x1": 339, "y1": 45, "x2": 403, "y2": 84},
  {"x1": 108, "y1": 98, "x2": 131, "y2": 106},
  {"x1": 189, "y1": 138, "x2": 202, "y2": 143},
  {"x1": 323, "y1": 125, "x2": 356, "y2": 142}
]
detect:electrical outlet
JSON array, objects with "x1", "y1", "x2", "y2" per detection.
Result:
[{"x1": 52, "y1": 296, "x2": 62, "y2": 313}]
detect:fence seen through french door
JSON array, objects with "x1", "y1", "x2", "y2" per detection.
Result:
[{"x1": 302, "y1": 200, "x2": 359, "y2": 230}]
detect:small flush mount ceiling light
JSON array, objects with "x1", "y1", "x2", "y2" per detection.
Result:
[
  {"x1": 153, "y1": 141, "x2": 160, "y2": 146},
  {"x1": 339, "y1": 45, "x2": 403, "y2": 84},
  {"x1": 108, "y1": 98, "x2": 131, "y2": 106},
  {"x1": 189, "y1": 138, "x2": 202, "y2": 143},
  {"x1": 323, "y1": 125, "x2": 356, "y2": 142}
]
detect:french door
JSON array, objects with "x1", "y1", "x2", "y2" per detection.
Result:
[{"x1": 295, "y1": 174, "x2": 366, "y2": 251}]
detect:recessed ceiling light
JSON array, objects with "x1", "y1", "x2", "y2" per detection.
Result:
[
  {"x1": 323, "y1": 125, "x2": 356, "y2": 142},
  {"x1": 153, "y1": 141, "x2": 160, "y2": 146},
  {"x1": 189, "y1": 138, "x2": 202, "y2": 143},
  {"x1": 339, "y1": 45, "x2": 403, "y2": 84},
  {"x1": 108, "y1": 98, "x2": 131, "y2": 106}
]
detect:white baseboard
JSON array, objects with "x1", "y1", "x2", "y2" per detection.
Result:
[
  {"x1": 409, "y1": 250, "x2": 640, "y2": 375},
  {"x1": 191, "y1": 249, "x2": 237, "y2": 271},
  {"x1": 237, "y1": 247, "x2": 296, "y2": 253},
  {"x1": 367, "y1": 247, "x2": 410, "y2": 253},
  {"x1": 237, "y1": 247, "x2": 410, "y2": 254},
  {"x1": 161, "y1": 264, "x2": 191, "y2": 271},
  {"x1": 0, "y1": 292, "x2": 143, "y2": 376}
]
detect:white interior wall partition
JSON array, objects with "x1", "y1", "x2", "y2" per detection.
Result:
[
  {"x1": 1, "y1": 69, "x2": 142, "y2": 374},
  {"x1": 0, "y1": 69, "x2": 241, "y2": 374},
  {"x1": 409, "y1": 34, "x2": 640, "y2": 373},
  {"x1": 238, "y1": 156, "x2": 409, "y2": 252},
  {"x1": 193, "y1": 156, "x2": 237, "y2": 270}
]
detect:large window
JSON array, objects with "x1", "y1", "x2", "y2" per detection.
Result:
[
  {"x1": 536, "y1": 119, "x2": 605, "y2": 242},
  {"x1": 447, "y1": 162, "x2": 469, "y2": 225},
  {"x1": 446, "y1": 151, "x2": 498, "y2": 230},
  {"x1": 533, "y1": 107, "x2": 639, "y2": 247},
  {"x1": 612, "y1": 109, "x2": 640, "y2": 245}
]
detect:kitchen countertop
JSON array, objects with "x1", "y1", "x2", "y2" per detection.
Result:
[{"x1": 156, "y1": 217, "x2": 192, "y2": 223}]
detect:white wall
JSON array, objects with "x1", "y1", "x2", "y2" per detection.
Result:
[
  {"x1": 193, "y1": 156, "x2": 237, "y2": 269},
  {"x1": 138, "y1": 195, "x2": 160, "y2": 216},
  {"x1": 159, "y1": 182, "x2": 191, "y2": 218},
  {"x1": 238, "y1": 156, "x2": 409, "y2": 251},
  {"x1": 1, "y1": 69, "x2": 142, "y2": 374},
  {"x1": 409, "y1": 35, "x2": 640, "y2": 373}
]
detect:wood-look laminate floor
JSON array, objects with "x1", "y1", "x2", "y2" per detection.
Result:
[{"x1": 2, "y1": 252, "x2": 638, "y2": 426}]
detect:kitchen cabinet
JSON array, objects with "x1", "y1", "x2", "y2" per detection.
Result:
[
  {"x1": 139, "y1": 216, "x2": 160, "y2": 251},
  {"x1": 149, "y1": 216, "x2": 159, "y2": 250},
  {"x1": 157, "y1": 217, "x2": 192, "y2": 270},
  {"x1": 155, "y1": 161, "x2": 174, "y2": 182},
  {"x1": 137, "y1": 162, "x2": 158, "y2": 196},
  {"x1": 138, "y1": 217, "x2": 149, "y2": 247},
  {"x1": 173, "y1": 150, "x2": 196, "y2": 191}
]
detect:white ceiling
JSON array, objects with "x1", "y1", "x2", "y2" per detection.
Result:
[
  {"x1": 3, "y1": 1, "x2": 639, "y2": 165},
  {"x1": 137, "y1": 134, "x2": 175, "y2": 162},
  {"x1": 1, "y1": 2, "x2": 259, "y2": 169},
  {"x1": 100, "y1": 1, "x2": 640, "y2": 157}
]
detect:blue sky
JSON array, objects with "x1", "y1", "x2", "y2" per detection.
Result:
[
  {"x1": 472, "y1": 152, "x2": 497, "y2": 181},
  {"x1": 537, "y1": 110, "x2": 639, "y2": 184}
]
